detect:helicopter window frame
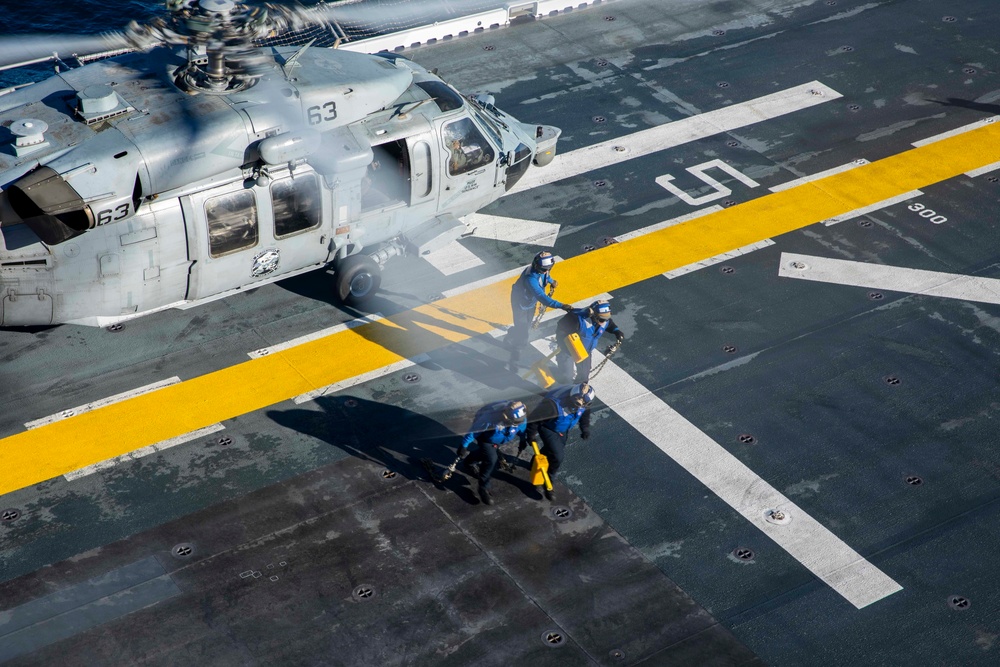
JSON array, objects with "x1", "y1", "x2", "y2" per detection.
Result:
[
  {"x1": 442, "y1": 117, "x2": 496, "y2": 177},
  {"x1": 414, "y1": 81, "x2": 465, "y2": 113},
  {"x1": 270, "y1": 173, "x2": 322, "y2": 239},
  {"x1": 205, "y1": 189, "x2": 259, "y2": 258},
  {"x1": 468, "y1": 104, "x2": 504, "y2": 148}
]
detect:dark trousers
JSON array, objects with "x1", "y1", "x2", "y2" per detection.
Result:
[
  {"x1": 556, "y1": 350, "x2": 593, "y2": 384},
  {"x1": 537, "y1": 426, "x2": 568, "y2": 479},
  {"x1": 468, "y1": 443, "x2": 500, "y2": 489},
  {"x1": 506, "y1": 302, "x2": 535, "y2": 368}
]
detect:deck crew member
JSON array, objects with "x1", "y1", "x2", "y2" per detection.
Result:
[
  {"x1": 507, "y1": 251, "x2": 573, "y2": 372},
  {"x1": 457, "y1": 400, "x2": 528, "y2": 505},
  {"x1": 524, "y1": 383, "x2": 595, "y2": 501},
  {"x1": 555, "y1": 299, "x2": 625, "y2": 383}
]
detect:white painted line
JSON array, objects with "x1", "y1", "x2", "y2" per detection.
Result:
[
  {"x1": 821, "y1": 190, "x2": 923, "y2": 226},
  {"x1": 293, "y1": 354, "x2": 432, "y2": 404},
  {"x1": 769, "y1": 160, "x2": 869, "y2": 192},
  {"x1": 296, "y1": 292, "x2": 612, "y2": 403},
  {"x1": 656, "y1": 159, "x2": 761, "y2": 206},
  {"x1": 25, "y1": 377, "x2": 182, "y2": 430},
  {"x1": 249, "y1": 314, "x2": 385, "y2": 359},
  {"x1": 965, "y1": 159, "x2": 1000, "y2": 178},
  {"x1": 422, "y1": 240, "x2": 486, "y2": 275},
  {"x1": 441, "y1": 256, "x2": 565, "y2": 298},
  {"x1": 912, "y1": 116, "x2": 1000, "y2": 147},
  {"x1": 664, "y1": 239, "x2": 775, "y2": 279},
  {"x1": 509, "y1": 81, "x2": 843, "y2": 194},
  {"x1": 464, "y1": 213, "x2": 560, "y2": 247},
  {"x1": 64, "y1": 424, "x2": 225, "y2": 481},
  {"x1": 615, "y1": 207, "x2": 724, "y2": 243},
  {"x1": 584, "y1": 349, "x2": 903, "y2": 609},
  {"x1": 778, "y1": 252, "x2": 1000, "y2": 304}
]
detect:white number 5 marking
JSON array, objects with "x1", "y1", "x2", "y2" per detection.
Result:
[{"x1": 656, "y1": 159, "x2": 761, "y2": 206}]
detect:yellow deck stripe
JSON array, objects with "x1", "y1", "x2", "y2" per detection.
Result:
[{"x1": 4, "y1": 122, "x2": 1000, "y2": 495}]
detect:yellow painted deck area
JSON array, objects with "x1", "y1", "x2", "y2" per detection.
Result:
[{"x1": 4, "y1": 122, "x2": 1000, "y2": 495}]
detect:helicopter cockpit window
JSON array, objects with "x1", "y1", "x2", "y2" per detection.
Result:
[
  {"x1": 271, "y1": 174, "x2": 321, "y2": 238},
  {"x1": 205, "y1": 190, "x2": 258, "y2": 257},
  {"x1": 443, "y1": 118, "x2": 495, "y2": 177},
  {"x1": 414, "y1": 81, "x2": 465, "y2": 113}
]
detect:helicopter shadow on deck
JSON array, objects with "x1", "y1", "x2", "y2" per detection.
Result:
[
  {"x1": 267, "y1": 394, "x2": 541, "y2": 505},
  {"x1": 930, "y1": 97, "x2": 1000, "y2": 115}
]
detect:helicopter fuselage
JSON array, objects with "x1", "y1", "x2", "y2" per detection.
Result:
[{"x1": 0, "y1": 45, "x2": 557, "y2": 326}]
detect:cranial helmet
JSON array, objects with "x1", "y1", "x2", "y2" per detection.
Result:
[
  {"x1": 502, "y1": 400, "x2": 527, "y2": 424},
  {"x1": 533, "y1": 251, "x2": 556, "y2": 272},
  {"x1": 569, "y1": 383, "x2": 596, "y2": 407},
  {"x1": 590, "y1": 300, "x2": 612, "y2": 322}
]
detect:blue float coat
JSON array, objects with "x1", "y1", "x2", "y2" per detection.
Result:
[
  {"x1": 511, "y1": 267, "x2": 560, "y2": 311},
  {"x1": 460, "y1": 401, "x2": 528, "y2": 451},
  {"x1": 526, "y1": 386, "x2": 592, "y2": 438},
  {"x1": 557, "y1": 309, "x2": 623, "y2": 353}
]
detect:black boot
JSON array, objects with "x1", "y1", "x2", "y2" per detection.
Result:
[{"x1": 478, "y1": 483, "x2": 493, "y2": 505}]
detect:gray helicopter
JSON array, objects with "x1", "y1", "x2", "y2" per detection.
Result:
[{"x1": 0, "y1": 0, "x2": 560, "y2": 326}]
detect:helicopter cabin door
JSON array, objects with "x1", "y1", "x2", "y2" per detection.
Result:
[{"x1": 183, "y1": 171, "x2": 328, "y2": 300}]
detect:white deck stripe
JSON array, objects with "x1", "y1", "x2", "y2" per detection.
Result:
[
  {"x1": 441, "y1": 256, "x2": 566, "y2": 298},
  {"x1": 249, "y1": 314, "x2": 385, "y2": 359},
  {"x1": 664, "y1": 239, "x2": 775, "y2": 279},
  {"x1": 778, "y1": 252, "x2": 1000, "y2": 304},
  {"x1": 465, "y1": 213, "x2": 560, "y2": 247},
  {"x1": 821, "y1": 190, "x2": 923, "y2": 226},
  {"x1": 581, "y1": 348, "x2": 903, "y2": 609},
  {"x1": 965, "y1": 159, "x2": 1000, "y2": 178},
  {"x1": 509, "y1": 81, "x2": 842, "y2": 194},
  {"x1": 769, "y1": 160, "x2": 869, "y2": 192},
  {"x1": 614, "y1": 207, "x2": 724, "y2": 243},
  {"x1": 25, "y1": 377, "x2": 182, "y2": 430},
  {"x1": 422, "y1": 240, "x2": 486, "y2": 275},
  {"x1": 912, "y1": 116, "x2": 1000, "y2": 147},
  {"x1": 63, "y1": 424, "x2": 225, "y2": 481},
  {"x1": 293, "y1": 354, "x2": 432, "y2": 404}
]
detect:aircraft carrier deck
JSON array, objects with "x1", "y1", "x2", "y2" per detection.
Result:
[{"x1": 3, "y1": 0, "x2": 1000, "y2": 664}]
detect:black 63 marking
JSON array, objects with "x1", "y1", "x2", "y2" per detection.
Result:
[
  {"x1": 95, "y1": 202, "x2": 130, "y2": 225},
  {"x1": 307, "y1": 101, "x2": 338, "y2": 125}
]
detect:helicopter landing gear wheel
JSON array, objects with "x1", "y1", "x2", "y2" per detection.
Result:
[{"x1": 336, "y1": 254, "x2": 382, "y2": 307}]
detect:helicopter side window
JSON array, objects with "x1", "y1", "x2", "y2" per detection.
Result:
[
  {"x1": 205, "y1": 190, "x2": 258, "y2": 257},
  {"x1": 271, "y1": 174, "x2": 321, "y2": 238},
  {"x1": 443, "y1": 118, "x2": 495, "y2": 177}
]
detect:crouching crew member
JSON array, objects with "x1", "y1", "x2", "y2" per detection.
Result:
[
  {"x1": 524, "y1": 383, "x2": 595, "y2": 501},
  {"x1": 507, "y1": 251, "x2": 573, "y2": 372},
  {"x1": 457, "y1": 400, "x2": 528, "y2": 505},
  {"x1": 555, "y1": 299, "x2": 625, "y2": 383}
]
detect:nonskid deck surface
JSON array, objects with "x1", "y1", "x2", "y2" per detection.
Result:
[{"x1": 3, "y1": 1, "x2": 1000, "y2": 665}]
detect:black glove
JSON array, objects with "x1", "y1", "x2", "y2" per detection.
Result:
[
  {"x1": 579, "y1": 428, "x2": 590, "y2": 440},
  {"x1": 615, "y1": 332, "x2": 625, "y2": 343},
  {"x1": 560, "y1": 304, "x2": 575, "y2": 312},
  {"x1": 550, "y1": 279, "x2": 559, "y2": 289}
]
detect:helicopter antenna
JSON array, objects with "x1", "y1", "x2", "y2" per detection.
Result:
[{"x1": 280, "y1": 38, "x2": 315, "y2": 79}]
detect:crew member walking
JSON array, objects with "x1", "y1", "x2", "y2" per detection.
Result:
[
  {"x1": 457, "y1": 400, "x2": 528, "y2": 505},
  {"x1": 507, "y1": 251, "x2": 573, "y2": 372},
  {"x1": 524, "y1": 383, "x2": 595, "y2": 501},
  {"x1": 555, "y1": 299, "x2": 625, "y2": 383}
]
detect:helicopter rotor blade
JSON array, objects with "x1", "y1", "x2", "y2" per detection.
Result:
[{"x1": 0, "y1": 33, "x2": 133, "y2": 71}]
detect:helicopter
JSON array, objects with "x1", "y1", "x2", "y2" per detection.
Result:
[{"x1": 0, "y1": 0, "x2": 561, "y2": 327}]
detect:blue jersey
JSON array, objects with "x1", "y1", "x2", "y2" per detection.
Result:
[
  {"x1": 527, "y1": 386, "x2": 590, "y2": 437},
  {"x1": 557, "y1": 309, "x2": 622, "y2": 353},
  {"x1": 460, "y1": 401, "x2": 527, "y2": 451},
  {"x1": 511, "y1": 267, "x2": 560, "y2": 311}
]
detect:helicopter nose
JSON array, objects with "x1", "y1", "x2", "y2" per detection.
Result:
[{"x1": 532, "y1": 124, "x2": 561, "y2": 167}]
